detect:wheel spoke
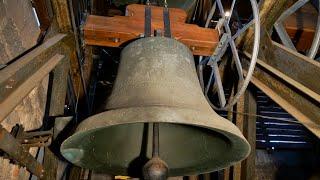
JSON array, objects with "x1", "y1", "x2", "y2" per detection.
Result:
[
  {"x1": 217, "y1": 0, "x2": 244, "y2": 80},
  {"x1": 277, "y1": 0, "x2": 308, "y2": 22},
  {"x1": 212, "y1": 62, "x2": 226, "y2": 107},
  {"x1": 216, "y1": 0, "x2": 226, "y2": 17},
  {"x1": 205, "y1": 66, "x2": 215, "y2": 95},
  {"x1": 227, "y1": 0, "x2": 237, "y2": 25},
  {"x1": 274, "y1": 23, "x2": 297, "y2": 51},
  {"x1": 307, "y1": 1, "x2": 320, "y2": 59},
  {"x1": 229, "y1": 38, "x2": 244, "y2": 80},
  {"x1": 205, "y1": 2, "x2": 217, "y2": 28},
  {"x1": 232, "y1": 20, "x2": 254, "y2": 40},
  {"x1": 274, "y1": 0, "x2": 308, "y2": 52}
]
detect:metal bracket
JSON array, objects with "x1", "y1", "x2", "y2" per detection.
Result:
[
  {"x1": 11, "y1": 124, "x2": 53, "y2": 148},
  {"x1": 207, "y1": 33, "x2": 229, "y2": 66},
  {"x1": 215, "y1": 17, "x2": 226, "y2": 35}
]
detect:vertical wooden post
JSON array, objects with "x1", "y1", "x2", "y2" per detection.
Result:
[
  {"x1": 233, "y1": 94, "x2": 245, "y2": 180},
  {"x1": 232, "y1": 86, "x2": 257, "y2": 180},
  {"x1": 241, "y1": 87, "x2": 257, "y2": 180},
  {"x1": 43, "y1": 55, "x2": 69, "y2": 180},
  {"x1": 50, "y1": 0, "x2": 72, "y2": 33}
]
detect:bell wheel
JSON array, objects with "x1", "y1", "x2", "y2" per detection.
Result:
[
  {"x1": 198, "y1": 0, "x2": 260, "y2": 110},
  {"x1": 273, "y1": 0, "x2": 320, "y2": 60}
]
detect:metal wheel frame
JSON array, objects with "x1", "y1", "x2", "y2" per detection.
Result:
[
  {"x1": 199, "y1": 0, "x2": 260, "y2": 110},
  {"x1": 274, "y1": 0, "x2": 320, "y2": 59}
]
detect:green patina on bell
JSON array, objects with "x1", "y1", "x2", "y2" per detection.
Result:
[{"x1": 61, "y1": 37, "x2": 250, "y2": 177}]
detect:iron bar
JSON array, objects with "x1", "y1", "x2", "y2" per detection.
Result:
[
  {"x1": 152, "y1": 123, "x2": 160, "y2": 157},
  {"x1": 145, "y1": 0, "x2": 152, "y2": 37},
  {"x1": 163, "y1": 6, "x2": 171, "y2": 38}
]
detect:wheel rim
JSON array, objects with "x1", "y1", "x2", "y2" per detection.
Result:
[{"x1": 199, "y1": 0, "x2": 260, "y2": 110}]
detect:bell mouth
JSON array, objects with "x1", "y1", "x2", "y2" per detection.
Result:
[{"x1": 61, "y1": 106, "x2": 250, "y2": 177}]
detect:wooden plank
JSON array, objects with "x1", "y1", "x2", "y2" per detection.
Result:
[
  {"x1": 233, "y1": 94, "x2": 245, "y2": 180},
  {"x1": 49, "y1": 55, "x2": 69, "y2": 117},
  {"x1": 0, "y1": 34, "x2": 72, "y2": 105},
  {"x1": 42, "y1": 147, "x2": 58, "y2": 179},
  {"x1": 240, "y1": 88, "x2": 256, "y2": 180},
  {"x1": 243, "y1": 35, "x2": 320, "y2": 137},
  {"x1": 50, "y1": 0, "x2": 72, "y2": 32},
  {"x1": 84, "y1": 15, "x2": 219, "y2": 56},
  {"x1": 0, "y1": 54, "x2": 64, "y2": 123}
]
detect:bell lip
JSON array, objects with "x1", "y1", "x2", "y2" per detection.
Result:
[{"x1": 61, "y1": 106, "x2": 250, "y2": 176}]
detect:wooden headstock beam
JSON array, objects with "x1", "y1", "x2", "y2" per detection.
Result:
[{"x1": 83, "y1": 4, "x2": 219, "y2": 56}]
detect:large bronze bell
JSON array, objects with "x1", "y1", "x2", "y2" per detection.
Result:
[{"x1": 61, "y1": 37, "x2": 250, "y2": 177}]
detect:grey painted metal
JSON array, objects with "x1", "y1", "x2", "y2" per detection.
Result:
[
  {"x1": 212, "y1": 62, "x2": 226, "y2": 107},
  {"x1": 205, "y1": 1, "x2": 216, "y2": 28},
  {"x1": 274, "y1": 0, "x2": 308, "y2": 51},
  {"x1": 232, "y1": 20, "x2": 254, "y2": 40},
  {"x1": 202, "y1": 0, "x2": 260, "y2": 110},
  {"x1": 61, "y1": 37, "x2": 250, "y2": 177},
  {"x1": 274, "y1": 0, "x2": 320, "y2": 60},
  {"x1": 307, "y1": 0, "x2": 320, "y2": 59},
  {"x1": 274, "y1": 22, "x2": 297, "y2": 51}
]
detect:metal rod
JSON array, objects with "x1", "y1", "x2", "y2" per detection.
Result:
[
  {"x1": 152, "y1": 123, "x2": 159, "y2": 157},
  {"x1": 163, "y1": 2, "x2": 171, "y2": 38},
  {"x1": 145, "y1": 0, "x2": 152, "y2": 37}
]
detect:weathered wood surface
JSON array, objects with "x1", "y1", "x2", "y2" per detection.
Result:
[
  {"x1": 241, "y1": 88, "x2": 256, "y2": 180},
  {"x1": 0, "y1": 1, "x2": 46, "y2": 179},
  {"x1": 233, "y1": 94, "x2": 245, "y2": 180},
  {"x1": 84, "y1": 4, "x2": 219, "y2": 56},
  {"x1": 0, "y1": 0, "x2": 40, "y2": 65}
]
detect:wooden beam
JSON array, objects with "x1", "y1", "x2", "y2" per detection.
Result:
[
  {"x1": 241, "y1": 87, "x2": 256, "y2": 180},
  {"x1": 33, "y1": 0, "x2": 51, "y2": 31},
  {"x1": 233, "y1": 94, "x2": 245, "y2": 180},
  {"x1": 0, "y1": 53, "x2": 65, "y2": 123},
  {"x1": 83, "y1": 4, "x2": 219, "y2": 56},
  {"x1": 0, "y1": 34, "x2": 72, "y2": 110},
  {"x1": 259, "y1": 0, "x2": 289, "y2": 33},
  {"x1": 50, "y1": 0, "x2": 72, "y2": 32}
]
